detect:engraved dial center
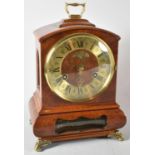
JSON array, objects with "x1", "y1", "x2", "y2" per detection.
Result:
[{"x1": 61, "y1": 49, "x2": 99, "y2": 86}]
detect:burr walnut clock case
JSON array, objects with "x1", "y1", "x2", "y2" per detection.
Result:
[{"x1": 29, "y1": 3, "x2": 126, "y2": 151}]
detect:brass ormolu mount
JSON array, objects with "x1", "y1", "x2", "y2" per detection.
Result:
[
  {"x1": 108, "y1": 130, "x2": 124, "y2": 141},
  {"x1": 35, "y1": 139, "x2": 52, "y2": 152},
  {"x1": 34, "y1": 130, "x2": 124, "y2": 152}
]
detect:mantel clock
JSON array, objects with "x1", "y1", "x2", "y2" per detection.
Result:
[{"x1": 29, "y1": 3, "x2": 126, "y2": 151}]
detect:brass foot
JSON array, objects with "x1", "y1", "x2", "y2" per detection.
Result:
[
  {"x1": 109, "y1": 130, "x2": 124, "y2": 141},
  {"x1": 35, "y1": 139, "x2": 52, "y2": 152}
]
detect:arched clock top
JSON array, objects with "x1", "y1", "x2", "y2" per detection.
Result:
[{"x1": 34, "y1": 19, "x2": 120, "y2": 42}]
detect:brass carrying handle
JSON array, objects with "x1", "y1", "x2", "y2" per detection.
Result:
[{"x1": 65, "y1": 3, "x2": 86, "y2": 19}]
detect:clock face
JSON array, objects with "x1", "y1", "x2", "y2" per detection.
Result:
[{"x1": 45, "y1": 33, "x2": 115, "y2": 102}]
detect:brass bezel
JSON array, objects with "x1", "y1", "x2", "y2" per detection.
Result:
[{"x1": 44, "y1": 33, "x2": 115, "y2": 102}]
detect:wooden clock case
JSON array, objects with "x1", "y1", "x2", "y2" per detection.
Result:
[{"x1": 29, "y1": 18, "x2": 126, "y2": 150}]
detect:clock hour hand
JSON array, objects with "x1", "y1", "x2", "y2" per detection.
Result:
[{"x1": 76, "y1": 64, "x2": 85, "y2": 86}]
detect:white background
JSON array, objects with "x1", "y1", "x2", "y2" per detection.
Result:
[
  {"x1": 24, "y1": 0, "x2": 130, "y2": 154},
  {"x1": 1, "y1": 0, "x2": 155, "y2": 155}
]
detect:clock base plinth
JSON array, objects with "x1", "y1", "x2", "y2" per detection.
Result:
[{"x1": 29, "y1": 91, "x2": 126, "y2": 151}]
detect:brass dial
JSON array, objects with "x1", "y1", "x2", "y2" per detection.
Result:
[{"x1": 45, "y1": 33, "x2": 115, "y2": 102}]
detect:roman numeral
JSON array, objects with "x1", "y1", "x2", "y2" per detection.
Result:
[
  {"x1": 95, "y1": 75, "x2": 103, "y2": 81},
  {"x1": 90, "y1": 84, "x2": 95, "y2": 89},
  {"x1": 55, "y1": 76, "x2": 63, "y2": 85},
  {"x1": 56, "y1": 56, "x2": 63, "y2": 59},
  {"x1": 52, "y1": 67, "x2": 60, "y2": 72},
  {"x1": 78, "y1": 87, "x2": 83, "y2": 95},
  {"x1": 65, "y1": 85, "x2": 71, "y2": 94},
  {"x1": 47, "y1": 67, "x2": 60, "y2": 73},
  {"x1": 98, "y1": 53, "x2": 104, "y2": 58},
  {"x1": 65, "y1": 43, "x2": 72, "y2": 51},
  {"x1": 90, "y1": 41, "x2": 97, "y2": 50},
  {"x1": 77, "y1": 40, "x2": 84, "y2": 48}
]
